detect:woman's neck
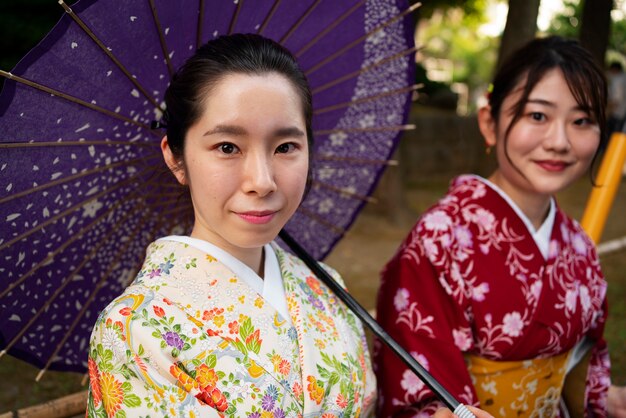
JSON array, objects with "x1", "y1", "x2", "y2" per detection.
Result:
[{"x1": 487, "y1": 172, "x2": 552, "y2": 230}]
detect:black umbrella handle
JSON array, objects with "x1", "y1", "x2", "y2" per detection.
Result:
[{"x1": 279, "y1": 230, "x2": 476, "y2": 418}]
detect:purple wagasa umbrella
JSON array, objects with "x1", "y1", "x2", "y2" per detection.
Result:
[{"x1": 0, "y1": 0, "x2": 416, "y2": 375}]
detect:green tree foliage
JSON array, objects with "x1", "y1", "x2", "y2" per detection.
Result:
[
  {"x1": 545, "y1": 0, "x2": 582, "y2": 39},
  {"x1": 416, "y1": 3, "x2": 497, "y2": 111},
  {"x1": 412, "y1": 0, "x2": 490, "y2": 22},
  {"x1": 546, "y1": 0, "x2": 626, "y2": 64}
]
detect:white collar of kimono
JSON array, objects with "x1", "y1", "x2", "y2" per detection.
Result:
[
  {"x1": 472, "y1": 175, "x2": 556, "y2": 260},
  {"x1": 157, "y1": 235, "x2": 291, "y2": 322}
]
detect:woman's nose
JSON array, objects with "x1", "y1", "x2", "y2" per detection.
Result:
[
  {"x1": 545, "y1": 122, "x2": 571, "y2": 152},
  {"x1": 242, "y1": 152, "x2": 277, "y2": 196}
]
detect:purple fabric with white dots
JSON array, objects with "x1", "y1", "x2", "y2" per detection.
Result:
[{"x1": 0, "y1": 0, "x2": 415, "y2": 372}]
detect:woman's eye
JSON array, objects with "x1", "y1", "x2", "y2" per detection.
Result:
[
  {"x1": 529, "y1": 112, "x2": 545, "y2": 122},
  {"x1": 218, "y1": 143, "x2": 238, "y2": 154},
  {"x1": 276, "y1": 142, "x2": 297, "y2": 154},
  {"x1": 574, "y1": 117, "x2": 593, "y2": 126}
]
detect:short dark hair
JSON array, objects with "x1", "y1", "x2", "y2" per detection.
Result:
[
  {"x1": 163, "y1": 33, "x2": 313, "y2": 171},
  {"x1": 488, "y1": 36, "x2": 607, "y2": 177}
]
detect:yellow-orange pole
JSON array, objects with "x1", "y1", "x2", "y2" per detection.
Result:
[{"x1": 581, "y1": 131, "x2": 626, "y2": 243}]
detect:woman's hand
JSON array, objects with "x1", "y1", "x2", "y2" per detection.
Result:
[
  {"x1": 608, "y1": 385, "x2": 626, "y2": 418},
  {"x1": 433, "y1": 406, "x2": 494, "y2": 418}
]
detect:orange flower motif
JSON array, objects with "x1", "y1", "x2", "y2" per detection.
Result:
[
  {"x1": 207, "y1": 329, "x2": 220, "y2": 337},
  {"x1": 107, "y1": 320, "x2": 124, "y2": 333},
  {"x1": 228, "y1": 321, "x2": 239, "y2": 334},
  {"x1": 306, "y1": 376, "x2": 324, "y2": 405},
  {"x1": 336, "y1": 393, "x2": 348, "y2": 408},
  {"x1": 134, "y1": 354, "x2": 148, "y2": 373},
  {"x1": 169, "y1": 365, "x2": 198, "y2": 392},
  {"x1": 153, "y1": 305, "x2": 165, "y2": 318},
  {"x1": 196, "y1": 364, "x2": 219, "y2": 390},
  {"x1": 163, "y1": 297, "x2": 173, "y2": 305},
  {"x1": 100, "y1": 372, "x2": 124, "y2": 417},
  {"x1": 293, "y1": 382, "x2": 303, "y2": 399},
  {"x1": 211, "y1": 387, "x2": 229, "y2": 412},
  {"x1": 278, "y1": 359, "x2": 291, "y2": 375},
  {"x1": 306, "y1": 276, "x2": 323, "y2": 295},
  {"x1": 196, "y1": 387, "x2": 229, "y2": 412},
  {"x1": 118, "y1": 307, "x2": 132, "y2": 316},
  {"x1": 321, "y1": 414, "x2": 337, "y2": 418},
  {"x1": 88, "y1": 358, "x2": 102, "y2": 406}
]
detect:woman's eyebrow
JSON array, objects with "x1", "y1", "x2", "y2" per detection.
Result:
[
  {"x1": 526, "y1": 98, "x2": 556, "y2": 107},
  {"x1": 274, "y1": 126, "x2": 306, "y2": 138},
  {"x1": 203, "y1": 124, "x2": 247, "y2": 136}
]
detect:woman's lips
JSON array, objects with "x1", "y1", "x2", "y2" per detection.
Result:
[
  {"x1": 535, "y1": 160, "x2": 571, "y2": 172},
  {"x1": 236, "y1": 211, "x2": 277, "y2": 224}
]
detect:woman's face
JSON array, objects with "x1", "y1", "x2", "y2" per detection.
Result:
[
  {"x1": 481, "y1": 68, "x2": 600, "y2": 207},
  {"x1": 164, "y1": 73, "x2": 309, "y2": 261}
]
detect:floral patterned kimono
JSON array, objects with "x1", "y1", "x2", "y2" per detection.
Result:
[
  {"x1": 86, "y1": 238, "x2": 375, "y2": 417},
  {"x1": 374, "y1": 175, "x2": 610, "y2": 418}
]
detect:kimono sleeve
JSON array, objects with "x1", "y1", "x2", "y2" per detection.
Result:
[
  {"x1": 86, "y1": 295, "x2": 229, "y2": 418},
  {"x1": 584, "y1": 295, "x2": 611, "y2": 417},
  {"x1": 374, "y1": 227, "x2": 478, "y2": 417}
]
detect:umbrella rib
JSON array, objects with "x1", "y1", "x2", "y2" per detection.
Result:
[
  {"x1": 295, "y1": 1, "x2": 365, "y2": 58},
  {"x1": 228, "y1": 0, "x2": 244, "y2": 35},
  {"x1": 0, "y1": 201, "x2": 147, "y2": 365},
  {"x1": 297, "y1": 206, "x2": 345, "y2": 235},
  {"x1": 0, "y1": 164, "x2": 157, "y2": 252},
  {"x1": 197, "y1": 0, "x2": 205, "y2": 48},
  {"x1": 314, "y1": 124, "x2": 416, "y2": 136},
  {"x1": 316, "y1": 154, "x2": 398, "y2": 166},
  {"x1": 279, "y1": 0, "x2": 323, "y2": 44},
  {"x1": 0, "y1": 140, "x2": 157, "y2": 148},
  {"x1": 35, "y1": 210, "x2": 165, "y2": 380},
  {"x1": 0, "y1": 192, "x2": 181, "y2": 302},
  {"x1": 312, "y1": 180, "x2": 377, "y2": 203},
  {"x1": 58, "y1": 1, "x2": 162, "y2": 111},
  {"x1": 159, "y1": 203, "x2": 193, "y2": 217},
  {"x1": 314, "y1": 84, "x2": 421, "y2": 115},
  {"x1": 0, "y1": 70, "x2": 154, "y2": 132},
  {"x1": 0, "y1": 154, "x2": 159, "y2": 205},
  {"x1": 304, "y1": 2, "x2": 421, "y2": 76},
  {"x1": 311, "y1": 45, "x2": 420, "y2": 95},
  {"x1": 256, "y1": 0, "x2": 282, "y2": 35},
  {"x1": 148, "y1": 0, "x2": 175, "y2": 78}
]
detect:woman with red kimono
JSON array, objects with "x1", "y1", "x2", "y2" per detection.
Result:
[{"x1": 375, "y1": 36, "x2": 626, "y2": 418}]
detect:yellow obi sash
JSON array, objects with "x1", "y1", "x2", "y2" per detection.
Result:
[{"x1": 466, "y1": 350, "x2": 571, "y2": 418}]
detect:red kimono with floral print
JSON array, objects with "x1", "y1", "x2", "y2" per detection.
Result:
[{"x1": 374, "y1": 175, "x2": 610, "y2": 417}]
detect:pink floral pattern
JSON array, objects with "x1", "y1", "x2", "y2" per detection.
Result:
[
  {"x1": 374, "y1": 175, "x2": 610, "y2": 417},
  {"x1": 87, "y1": 240, "x2": 375, "y2": 417}
]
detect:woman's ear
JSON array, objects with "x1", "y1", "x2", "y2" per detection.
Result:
[
  {"x1": 477, "y1": 105, "x2": 497, "y2": 148},
  {"x1": 161, "y1": 136, "x2": 187, "y2": 185}
]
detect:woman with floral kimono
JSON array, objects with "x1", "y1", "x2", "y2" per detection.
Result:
[
  {"x1": 84, "y1": 33, "x2": 377, "y2": 418},
  {"x1": 375, "y1": 36, "x2": 626, "y2": 418},
  {"x1": 85, "y1": 34, "x2": 490, "y2": 418}
]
